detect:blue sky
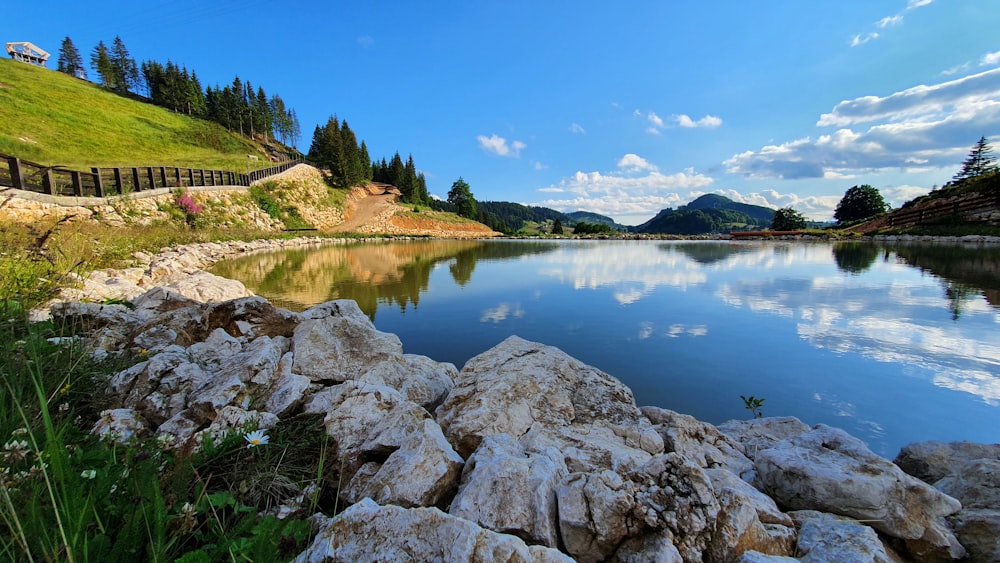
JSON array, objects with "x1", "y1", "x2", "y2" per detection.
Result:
[{"x1": 4, "y1": 1, "x2": 1000, "y2": 225}]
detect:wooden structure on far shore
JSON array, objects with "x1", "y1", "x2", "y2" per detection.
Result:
[{"x1": 6, "y1": 41, "x2": 49, "y2": 66}]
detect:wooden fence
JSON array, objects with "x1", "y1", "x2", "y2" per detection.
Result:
[
  {"x1": 0, "y1": 153, "x2": 301, "y2": 198},
  {"x1": 885, "y1": 191, "x2": 1000, "y2": 228}
]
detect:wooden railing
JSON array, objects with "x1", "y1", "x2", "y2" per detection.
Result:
[
  {"x1": 885, "y1": 192, "x2": 1000, "y2": 228},
  {"x1": 0, "y1": 153, "x2": 301, "y2": 198}
]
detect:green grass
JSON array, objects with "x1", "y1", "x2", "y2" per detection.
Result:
[{"x1": 0, "y1": 59, "x2": 265, "y2": 171}]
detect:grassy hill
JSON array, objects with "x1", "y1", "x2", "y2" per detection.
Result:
[{"x1": 0, "y1": 58, "x2": 278, "y2": 171}]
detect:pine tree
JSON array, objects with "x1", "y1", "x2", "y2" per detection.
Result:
[
  {"x1": 110, "y1": 36, "x2": 138, "y2": 94},
  {"x1": 57, "y1": 37, "x2": 85, "y2": 78},
  {"x1": 448, "y1": 177, "x2": 477, "y2": 219},
  {"x1": 952, "y1": 136, "x2": 999, "y2": 184},
  {"x1": 90, "y1": 41, "x2": 114, "y2": 88}
]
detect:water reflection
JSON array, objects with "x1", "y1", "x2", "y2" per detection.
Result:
[
  {"x1": 210, "y1": 240, "x2": 558, "y2": 318},
  {"x1": 832, "y1": 242, "x2": 880, "y2": 275}
]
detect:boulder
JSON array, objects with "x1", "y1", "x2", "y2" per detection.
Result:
[
  {"x1": 342, "y1": 418, "x2": 463, "y2": 508},
  {"x1": 294, "y1": 498, "x2": 573, "y2": 563},
  {"x1": 557, "y1": 453, "x2": 719, "y2": 563},
  {"x1": 436, "y1": 336, "x2": 662, "y2": 469},
  {"x1": 754, "y1": 425, "x2": 965, "y2": 561},
  {"x1": 357, "y1": 354, "x2": 457, "y2": 411},
  {"x1": 894, "y1": 440, "x2": 1000, "y2": 484},
  {"x1": 716, "y1": 417, "x2": 810, "y2": 461},
  {"x1": 320, "y1": 381, "x2": 431, "y2": 479},
  {"x1": 790, "y1": 510, "x2": 899, "y2": 563},
  {"x1": 264, "y1": 353, "x2": 312, "y2": 417},
  {"x1": 449, "y1": 434, "x2": 568, "y2": 547},
  {"x1": 92, "y1": 408, "x2": 147, "y2": 443},
  {"x1": 704, "y1": 468, "x2": 796, "y2": 561},
  {"x1": 934, "y1": 459, "x2": 1000, "y2": 510},
  {"x1": 643, "y1": 406, "x2": 754, "y2": 479},
  {"x1": 292, "y1": 300, "x2": 404, "y2": 382},
  {"x1": 946, "y1": 509, "x2": 1000, "y2": 563}
]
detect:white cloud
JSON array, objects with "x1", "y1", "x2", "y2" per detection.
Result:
[
  {"x1": 532, "y1": 161, "x2": 546, "y2": 171},
  {"x1": 727, "y1": 68, "x2": 1000, "y2": 180},
  {"x1": 850, "y1": 32, "x2": 879, "y2": 47},
  {"x1": 982, "y1": 50, "x2": 1000, "y2": 67},
  {"x1": 477, "y1": 134, "x2": 526, "y2": 157},
  {"x1": 617, "y1": 153, "x2": 658, "y2": 172},
  {"x1": 877, "y1": 15, "x2": 903, "y2": 28},
  {"x1": 907, "y1": 0, "x2": 932, "y2": 9},
  {"x1": 648, "y1": 112, "x2": 665, "y2": 128},
  {"x1": 534, "y1": 155, "x2": 714, "y2": 224},
  {"x1": 676, "y1": 114, "x2": 723, "y2": 128},
  {"x1": 569, "y1": 123, "x2": 586, "y2": 134}
]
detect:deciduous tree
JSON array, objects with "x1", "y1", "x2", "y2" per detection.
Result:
[
  {"x1": 834, "y1": 184, "x2": 888, "y2": 224},
  {"x1": 771, "y1": 207, "x2": 807, "y2": 230}
]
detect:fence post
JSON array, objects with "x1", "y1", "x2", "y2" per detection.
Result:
[
  {"x1": 146, "y1": 167, "x2": 156, "y2": 190},
  {"x1": 42, "y1": 169, "x2": 55, "y2": 195},
  {"x1": 174, "y1": 168, "x2": 182, "y2": 188},
  {"x1": 132, "y1": 168, "x2": 142, "y2": 191},
  {"x1": 8, "y1": 157, "x2": 25, "y2": 190},
  {"x1": 92, "y1": 168, "x2": 105, "y2": 197},
  {"x1": 70, "y1": 171, "x2": 83, "y2": 196}
]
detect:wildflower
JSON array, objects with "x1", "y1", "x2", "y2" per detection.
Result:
[
  {"x1": 138, "y1": 348, "x2": 149, "y2": 355},
  {"x1": 59, "y1": 402, "x2": 70, "y2": 413},
  {"x1": 59, "y1": 383, "x2": 71, "y2": 395},
  {"x1": 244, "y1": 429, "x2": 269, "y2": 449},
  {"x1": 81, "y1": 469, "x2": 97, "y2": 480},
  {"x1": 2, "y1": 440, "x2": 30, "y2": 464},
  {"x1": 11, "y1": 428, "x2": 28, "y2": 437}
]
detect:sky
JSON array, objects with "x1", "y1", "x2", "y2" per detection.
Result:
[{"x1": 4, "y1": 1, "x2": 1000, "y2": 225}]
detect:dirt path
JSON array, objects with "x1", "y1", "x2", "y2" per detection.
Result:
[{"x1": 332, "y1": 192, "x2": 398, "y2": 233}]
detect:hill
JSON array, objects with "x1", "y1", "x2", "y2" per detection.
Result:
[
  {"x1": 0, "y1": 57, "x2": 289, "y2": 170},
  {"x1": 565, "y1": 211, "x2": 625, "y2": 230},
  {"x1": 636, "y1": 194, "x2": 775, "y2": 234}
]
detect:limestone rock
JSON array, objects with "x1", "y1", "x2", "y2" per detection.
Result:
[
  {"x1": 321, "y1": 381, "x2": 430, "y2": 479},
  {"x1": 894, "y1": 440, "x2": 1000, "y2": 484},
  {"x1": 790, "y1": 510, "x2": 899, "y2": 563},
  {"x1": 264, "y1": 353, "x2": 312, "y2": 417},
  {"x1": 946, "y1": 508, "x2": 1000, "y2": 563},
  {"x1": 357, "y1": 354, "x2": 457, "y2": 411},
  {"x1": 754, "y1": 425, "x2": 965, "y2": 561},
  {"x1": 436, "y1": 336, "x2": 658, "y2": 462},
  {"x1": 643, "y1": 406, "x2": 754, "y2": 479},
  {"x1": 557, "y1": 453, "x2": 720, "y2": 563},
  {"x1": 934, "y1": 459, "x2": 1000, "y2": 510},
  {"x1": 343, "y1": 418, "x2": 463, "y2": 508},
  {"x1": 92, "y1": 408, "x2": 147, "y2": 443},
  {"x1": 292, "y1": 300, "x2": 404, "y2": 382},
  {"x1": 294, "y1": 498, "x2": 574, "y2": 563},
  {"x1": 449, "y1": 434, "x2": 568, "y2": 547},
  {"x1": 716, "y1": 416, "x2": 811, "y2": 461}
]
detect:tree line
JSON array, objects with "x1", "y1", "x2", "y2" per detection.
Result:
[
  {"x1": 307, "y1": 116, "x2": 429, "y2": 203},
  {"x1": 55, "y1": 35, "x2": 301, "y2": 148}
]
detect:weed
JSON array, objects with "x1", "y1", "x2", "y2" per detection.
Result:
[{"x1": 740, "y1": 395, "x2": 765, "y2": 419}]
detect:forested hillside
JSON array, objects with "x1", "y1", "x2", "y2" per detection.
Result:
[{"x1": 636, "y1": 194, "x2": 774, "y2": 234}]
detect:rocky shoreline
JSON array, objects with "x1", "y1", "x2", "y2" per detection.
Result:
[{"x1": 37, "y1": 237, "x2": 1000, "y2": 562}]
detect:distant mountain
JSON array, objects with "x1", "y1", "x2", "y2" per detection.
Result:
[
  {"x1": 475, "y1": 202, "x2": 628, "y2": 233},
  {"x1": 682, "y1": 194, "x2": 776, "y2": 223},
  {"x1": 565, "y1": 211, "x2": 628, "y2": 231},
  {"x1": 636, "y1": 194, "x2": 775, "y2": 235}
]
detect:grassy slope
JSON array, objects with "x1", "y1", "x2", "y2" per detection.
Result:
[{"x1": 0, "y1": 58, "x2": 263, "y2": 171}]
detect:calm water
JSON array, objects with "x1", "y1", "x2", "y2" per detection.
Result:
[{"x1": 211, "y1": 239, "x2": 1000, "y2": 457}]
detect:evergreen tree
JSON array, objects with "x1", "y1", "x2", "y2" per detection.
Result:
[
  {"x1": 952, "y1": 136, "x2": 999, "y2": 184},
  {"x1": 90, "y1": 41, "x2": 114, "y2": 88},
  {"x1": 552, "y1": 218, "x2": 564, "y2": 234},
  {"x1": 448, "y1": 177, "x2": 477, "y2": 219},
  {"x1": 340, "y1": 120, "x2": 363, "y2": 186},
  {"x1": 109, "y1": 36, "x2": 139, "y2": 94},
  {"x1": 188, "y1": 70, "x2": 206, "y2": 117},
  {"x1": 360, "y1": 141, "x2": 373, "y2": 182},
  {"x1": 57, "y1": 36, "x2": 85, "y2": 78},
  {"x1": 388, "y1": 153, "x2": 405, "y2": 190}
]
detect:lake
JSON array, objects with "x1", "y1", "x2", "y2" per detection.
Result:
[{"x1": 210, "y1": 238, "x2": 1000, "y2": 457}]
